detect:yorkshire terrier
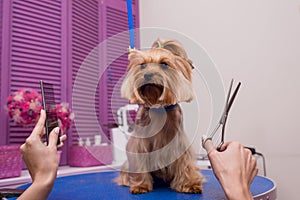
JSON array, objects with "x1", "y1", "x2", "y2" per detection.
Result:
[{"x1": 115, "y1": 39, "x2": 204, "y2": 194}]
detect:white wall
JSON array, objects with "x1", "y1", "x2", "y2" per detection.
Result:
[{"x1": 139, "y1": 0, "x2": 300, "y2": 199}]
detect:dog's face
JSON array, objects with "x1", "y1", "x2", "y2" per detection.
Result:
[{"x1": 121, "y1": 43, "x2": 194, "y2": 106}]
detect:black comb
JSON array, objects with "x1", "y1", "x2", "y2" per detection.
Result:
[{"x1": 40, "y1": 80, "x2": 60, "y2": 145}]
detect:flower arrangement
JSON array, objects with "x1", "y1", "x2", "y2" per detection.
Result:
[
  {"x1": 56, "y1": 103, "x2": 74, "y2": 133},
  {"x1": 6, "y1": 89, "x2": 74, "y2": 131},
  {"x1": 6, "y1": 88, "x2": 42, "y2": 126}
]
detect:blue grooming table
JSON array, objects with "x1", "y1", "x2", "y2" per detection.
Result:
[{"x1": 14, "y1": 170, "x2": 276, "y2": 200}]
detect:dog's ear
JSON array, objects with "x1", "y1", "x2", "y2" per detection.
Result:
[{"x1": 173, "y1": 56, "x2": 193, "y2": 81}]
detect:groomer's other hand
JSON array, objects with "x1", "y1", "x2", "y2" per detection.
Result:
[
  {"x1": 203, "y1": 139, "x2": 258, "y2": 200},
  {"x1": 19, "y1": 110, "x2": 67, "y2": 200}
]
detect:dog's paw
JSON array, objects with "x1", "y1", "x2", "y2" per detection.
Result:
[
  {"x1": 176, "y1": 184, "x2": 203, "y2": 194},
  {"x1": 130, "y1": 185, "x2": 152, "y2": 194}
]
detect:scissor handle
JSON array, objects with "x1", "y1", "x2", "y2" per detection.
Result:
[
  {"x1": 217, "y1": 141, "x2": 224, "y2": 152},
  {"x1": 201, "y1": 135, "x2": 211, "y2": 149}
]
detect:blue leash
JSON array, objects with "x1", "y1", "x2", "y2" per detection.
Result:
[{"x1": 126, "y1": 0, "x2": 135, "y2": 49}]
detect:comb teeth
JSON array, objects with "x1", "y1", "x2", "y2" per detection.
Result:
[{"x1": 40, "y1": 80, "x2": 59, "y2": 145}]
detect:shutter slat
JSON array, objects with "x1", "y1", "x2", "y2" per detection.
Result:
[
  {"x1": 11, "y1": 57, "x2": 61, "y2": 68},
  {"x1": 12, "y1": 11, "x2": 60, "y2": 27},
  {"x1": 12, "y1": 43, "x2": 60, "y2": 55},
  {"x1": 13, "y1": 51, "x2": 59, "y2": 63},
  {"x1": 22, "y1": 0, "x2": 61, "y2": 11},
  {"x1": 12, "y1": 32, "x2": 60, "y2": 46},
  {"x1": 13, "y1": 17, "x2": 60, "y2": 33},
  {"x1": 12, "y1": 28, "x2": 61, "y2": 42},
  {"x1": 12, "y1": 24, "x2": 60, "y2": 38},
  {"x1": 13, "y1": 2, "x2": 60, "y2": 21}
]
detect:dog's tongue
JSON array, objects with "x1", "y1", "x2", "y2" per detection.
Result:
[{"x1": 141, "y1": 84, "x2": 163, "y2": 106}]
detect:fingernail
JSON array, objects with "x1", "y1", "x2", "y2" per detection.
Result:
[{"x1": 54, "y1": 127, "x2": 60, "y2": 134}]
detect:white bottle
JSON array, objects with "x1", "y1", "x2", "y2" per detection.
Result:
[
  {"x1": 85, "y1": 138, "x2": 91, "y2": 146},
  {"x1": 94, "y1": 135, "x2": 102, "y2": 146},
  {"x1": 78, "y1": 138, "x2": 84, "y2": 146}
]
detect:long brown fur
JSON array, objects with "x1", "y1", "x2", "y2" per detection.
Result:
[{"x1": 115, "y1": 39, "x2": 204, "y2": 194}]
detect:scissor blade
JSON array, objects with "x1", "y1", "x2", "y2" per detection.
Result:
[
  {"x1": 226, "y1": 79, "x2": 234, "y2": 108},
  {"x1": 208, "y1": 123, "x2": 222, "y2": 139},
  {"x1": 220, "y1": 79, "x2": 233, "y2": 124},
  {"x1": 219, "y1": 80, "x2": 241, "y2": 150},
  {"x1": 226, "y1": 82, "x2": 241, "y2": 114}
]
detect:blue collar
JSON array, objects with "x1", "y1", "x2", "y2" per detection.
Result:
[
  {"x1": 164, "y1": 104, "x2": 178, "y2": 111},
  {"x1": 139, "y1": 104, "x2": 178, "y2": 111}
]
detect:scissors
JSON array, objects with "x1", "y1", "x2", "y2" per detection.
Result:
[{"x1": 202, "y1": 79, "x2": 241, "y2": 151}]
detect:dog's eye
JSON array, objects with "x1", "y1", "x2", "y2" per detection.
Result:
[
  {"x1": 160, "y1": 62, "x2": 168, "y2": 70},
  {"x1": 140, "y1": 63, "x2": 147, "y2": 69}
]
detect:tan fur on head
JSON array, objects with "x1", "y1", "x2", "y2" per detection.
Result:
[
  {"x1": 151, "y1": 38, "x2": 193, "y2": 69},
  {"x1": 121, "y1": 39, "x2": 195, "y2": 106}
]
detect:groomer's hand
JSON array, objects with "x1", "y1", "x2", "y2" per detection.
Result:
[
  {"x1": 203, "y1": 139, "x2": 258, "y2": 200},
  {"x1": 18, "y1": 110, "x2": 67, "y2": 200}
]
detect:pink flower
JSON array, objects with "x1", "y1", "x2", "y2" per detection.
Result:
[
  {"x1": 6, "y1": 88, "x2": 42, "y2": 126},
  {"x1": 56, "y1": 103, "x2": 74, "y2": 133}
]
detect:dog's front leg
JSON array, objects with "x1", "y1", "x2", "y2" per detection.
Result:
[
  {"x1": 127, "y1": 143, "x2": 153, "y2": 194},
  {"x1": 128, "y1": 172, "x2": 153, "y2": 194},
  {"x1": 170, "y1": 154, "x2": 204, "y2": 193}
]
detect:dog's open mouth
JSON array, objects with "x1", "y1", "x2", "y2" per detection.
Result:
[{"x1": 139, "y1": 83, "x2": 164, "y2": 105}]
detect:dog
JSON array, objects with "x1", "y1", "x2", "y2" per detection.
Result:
[{"x1": 115, "y1": 39, "x2": 204, "y2": 194}]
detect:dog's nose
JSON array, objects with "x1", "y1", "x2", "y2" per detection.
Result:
[{"x1": 144, "y1": 73, "x2": 153, "y2": 81}]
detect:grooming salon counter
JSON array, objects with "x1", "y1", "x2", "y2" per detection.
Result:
[{"x1": 12, "y1": 169, "x2": 276, "y2": 200}]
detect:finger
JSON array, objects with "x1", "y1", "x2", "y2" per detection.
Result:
[
  {"x1": 218, "y1": 141, "x2": 232, "y2": 150},
  {"x1": 244, "y1": 147, "x2": 252, "y2": 156},
  {"x1": 202, "y1": 136, "x2": 215, "y2": 155},
  {"x1": 48, "y1": 127, "x2": 59, "y2": 147},
  {"x1": 20, "y1": 143, "x2": 26, "y2": 154},
  {"x1": 249, "y1": 167, "x2": 259, "y2": 185},
  {"x1": 60, "y1": 134, "x2": 67, "y2": 143},
  {"x1": 250, "y1": 156, "x2": 258, "y2": 177},
  {"x1": 41, "y1": 127, "x2": 46, "y2": 137},
  {"x1": 218, "y1": 141, "x2": 232, "y2": 151},
  {"x1": 57, "y1": 141, "x2": 64, "y2": 148},
  {"x1": 57, "y1": 135, "x2": 67, "y2": 148},
  {"x1": 31, "y1": 110, "x2": 46, "y2": 137}
]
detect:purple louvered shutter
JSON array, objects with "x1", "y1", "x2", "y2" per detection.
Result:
[
  {"x1": 99, "y1": 0, "x2": 139, "y2": 141},
  {"x1": 70, "y1": 0, "x2": 100, "y2": 145},
  {"x1": 1, "y1": 0, "x2": 67, "y2": 147},
  {"x1": 0, "y1": 0, "x2": 8, "y2": 145},
  {"x1": 70, "y1": 0, "x2": 139, "y2": 144},
  {"x1": 0, "y1": 0, "x2": 2, "y2": 97}
]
